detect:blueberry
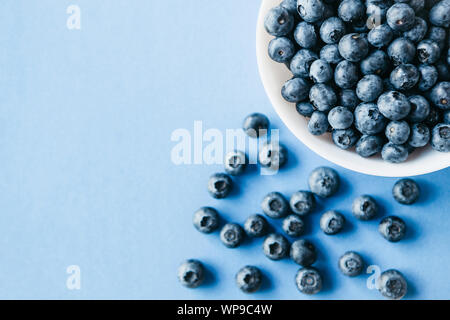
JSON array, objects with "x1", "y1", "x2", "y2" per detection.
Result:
[
  {"x1": 377, "y1": 269, "x2": 408, "y2": 300},
  {"x1": 320, "y1": 210, "x2": 345, "y2": 235},
  {"x1": 290, "y1": 191, "x2": 316, "y2": 215},
  {"x1": 430, "y1": 82, "x2": 450, "y2": 110},
  {"x1": 220, "y1": 223, "x2": 245, "y2": 248},
  {"x1": 244, "y1": 214, "x2": 269, "y2": 237},
  {"x1": 444, "y1": 110, "x2": 450, "y2": 123},
  {"x1": 178, "y1": 259, "x2": 204, "y2": 288},
  {"x1": 297, "y1": 0, "x2": 326, "y2": 23},
  {"x1": 338, "y1": 251, "x2": 364, "y2": 276},
  {"x1": 309, "y1": 59, "x2": 333, "y2": 83},
  {"x1": 268, "y1": 37, "x2": 296, "y2": 63},
  {"x1": 377, "y1": 91, "x2": 411, "y2": 120},
  {"x1": 295, "y1": 267, "x2": 323, "y2": 294},
  {"x1": 290, "y1": 49, "x2": 319, "y2": 78},
  {"x1": 261, "y1": 192, "x2": 289, "y2": 219},
  {"x1": 308, "y1": 166, "x2": 340, "y2": 198},
  {"x1": 379, "y1": 216, "x2": 406, "y2": 242},
  {"x1": 389, "y1": 64, "x2": 419, "y2": 91},
  {"x1": 335, "y1": 60, "x2": 359, "y2": 89},
  {"x1": 417, "y1": 39, "x2": 441, "y2": 64},
  {"x1": 243, "y1": 113, "x2": 269, "y2": 138},
  {"x1": 290, "y1": 239, "x2": 317, "y2": 266},
  {"x1": 368, "y1": 24, "x2": 394, "y2": 48},
  {"x1": 264, "y1": 6, "x2": 295, "y2": 36},
  {"x1": 320, "y1": 44, "x2": 343, "y2": 64},
  {"x1": 308, "y1": 111, "x2": 329, "y2": 135},
  {"x1": 259, "y1": 141, "x2": 288, "y2": 170},
  {"x1": 263, "y1": 233, "x2": 290, "y2": 260},
  {"x1": 208, "y1": 173, "x2": 233, "y2": 199},
  {"x1": 320, "y1": 17, "x2": 346, "y2": 44},
  {"x1": 332, "y1": 128, "x2": 360, "y2": 149},
  {"x1": 393, "y1": 178, "x2": 420, "y2": 204},
  {"x1": 224, "y1": 150, "x2": 247, "y2": 176},
  {"x1": 429, "y1": 0, "x2": 450, "y2": 27},
  {"x1": 427, "y1": 26, "x2": 447, "y2": 50},
  {"x1": 339, "y1": 89, "x2": 360, "y2": 111},
  {"x1": 281, "y1": 0, "x2": 299, "y2": 14},
  {"x1": 386, "y1": 3, "x2": 416, "y2": 31},
  {"x1": 417, "y1": 64, "x2": 438, "y2": 92},
  {"x1": 387, "y1": 37, "x2": 416, "y2": 65},
  {"x1": 327, "y1": 106, "x2": 353, "y2": 129},
  {"x1": 356, "y1": 134, "x2": 385, "y2": 157},
  {"x1": 309, "y1": 83, "x2": 337, "y2": 111},
  {"x1": 360, "y1": 50, "x2": 391, "y2": 76},
  {"x1": 294, "y1": 21, "x2": 318, "y2": 48},
  {"x1": 354, "y1": 103, "x2": 387, "y2": 134},
  {"x1": 338, "y1": 33, "x2": 369, "y2": 62},
  {"x1": 403, "y1": 17, "x2": 428, "y2": 42},
  {"x1": 356, "y1": 75, "x2": 384, "y2": 102},
  {"x1": 236, "y1": 266, "x2": 262, "y2": 293},
  {"x1": 385, "y1": 120, "x2": 411, "y2": 144},
  {"x1": 407, "y1": 95, "x2": 430, "y2": 123},
  {"x1": 408, "y1": 0, "x2": 425, "y2": 12},
  {"x1": 352, "y1": 195, "x2": 378, "y2": 220},
  {"x1": 338, "y1": 0, "x2": 366, "y2": 23},
  {"x1": 408, "y1": 123, "x2": 430, "y2": 147},
  {"x1": 193, "y1": 207, "x2": 220, "y2": 233},
  {"x1": 282, "y1": 214, "x2": 305, "y2": 237},
  {"x1": 381, "y1": 142, "x2": 409, "y2": 163},
  {"x1": 296, "y1": 102, "x2": 315, "y2": 117},
  {"x1": 431, "y1": 123, "x2": 450, "y2": 152},
  {"x1": 282, "y1": 77, "x2": 311, "y2": 102}
]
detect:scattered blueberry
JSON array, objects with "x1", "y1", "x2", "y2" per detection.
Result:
[
  {"x1": 308, "y1": 166, "x2": 340, "y2": 198},
  {"x1": 244, "y1": 214, "x2": 269, "y2": 238},
  {"x1": 295, "y1": 267, "x2": 323, "y2": 295},
  {"x1": 282, "y1": 214, "x2": 305, "y2": 237},
  {"x1": 393, "y1": 178, "x2": 420, "y2": 204},
  {"x1": 224, "y1": 150, "x2": 247, "y2": 176},
  {"x1": 243, "y1": 113, "x2": 269, "y2": 138},
  {"x1": 220, "y1": 223, "x2": 245, "y2": 248},
  {"x1": 263, "y1": 233, "x2": 290, "y2": 260},
  {"x1": 208, "y1": 173, "x2": 233, "y2": 199},
  {"x1": 379, "y1": 216, "x2": 407, "y2": 242},
  {"x1": 290, "y1": 239, "x2": 317, "y2": 266},
  {"x1": 235, "y1": 266, "x2": 262, "y2": 293},
  {"x1": 320, "y1": 210, "x2": 346, "y2": 235},
  {"x1": 377, "y1": 269, "x2": 408, "y2": 300},
  {"x1": 352, "y1": 195, "x2": 378, "y2": 220},
  {"x1": 338, "y1": 251, "x2": 364, "y2": 276},
  {"x1": 290, "y1": 191, "x2": 316, "y2": 215},
  {"x1": 261, "y1": 192, "x2": 289, "y2": 219},
  {"x1": 259, "y1": 141, "x2": 288, "y2": 170},
  {"x1": 193, "y1": 207, "x2": 220, "y2": 233},
  {"x1": 178, "y1": 259, "x2": 205, "y2": 288}
]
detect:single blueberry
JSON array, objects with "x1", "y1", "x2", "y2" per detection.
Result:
[
  {"x1": 338, "y1": 251, "x2": 364, "y2": 277},
  {"x1": 335, "y1": 60, "x2": 359, "y2": 89},
  {"x1": 308, "y1": 166, "x2": 340, "y2": 198},
  {"x1": 338, "y1": 33, "x2": 369, "y2": 62},
  {"x1": 295, "y1": 267, "x2": 323, "y2": 295},
  {"x1": 356, "y1": 134, "x2": 385, "y2": 157},
  {"x1": 403, "y1": 17, "x2": 428, "y2": 42},
  {"x1": 430, "y1": 82, "x2": 450, "y2": 110},
  {"x1": 282, "y1": 77, "x2": 311, "y2": 102},
  {"x1": 417, "y1": 39, "x2": 441, "y2": 64},
  {"x1": 220, "y1": 223, "x2": 245, "y2": 248},
  {"x1": 417, "y1": 64, "x2": 438, "y2": 92},
  {"x1": 309, "y1": 83, "x2": 337, "y2": 111},
  {"x1": 429, "y1": 0, "x2": 450, "y2": 27},
  {"x1": 354, "y1": 102, "x2": 387, "y2": 135},
  {"x1": 387, "y1": 37, "x2": 416, "y2": 65},
  {"x1": 431, "y1": 123, "x2": 450, "y2": 152},
  {"x1": 381, "y1": 142, "x2": 409, "y2": 163},
  {"x1": 261, "y1": 192, "x2": 289, "y2": 219},
  {"x1": 263, "y1": 233, "x2": 290, "y2": 260},
  {"x1": 282, "y1": 214, "x2": 306, "y2": 237},
  {"x1": 290, "y1": 239, "x2": 317, "y2": 266},
  {"x1": 332, "y1": 128, "x2": 360, "y2": 149},
  {"x1": 377, "y1": 91, "x2": 411, "y2": 120},
  {"x1": 352, "y1": 195, "x2": 378, "y2": 220},
  {"x1": 356, "y1": 74, "x2": 384, "y2": 102},
  {"x1": 338, "y1": 89, "x2": 360, "y2": 111},
  {"x1": 243, "y1": 113, "x2": 269, "y2": 138},
  {"x1": 244, "y1": 214, "x2": 269, "y2": 238},
  {"x1": 264, "y1": 6, "x2": 295, "y2": 36},
  {"x1": 338, "y1": 0, "x2": 366, "y2": 23},
  {"x1": 236, "y1": 266, "x2": 262, "y2": 293},
  {"x1": 328, "y1": 106, "x2": 354, "y2": 129},
  {"x1": 224, "y1": 150, "x2": 247, "y2": 176},
  {"x1": 360, "y1": 50, "x2": 391, "y2": 76},
  {"x1": 193, "y1": 207, "x2": 220, "y2": 233},
  {"x1": 408, "y1": 123, "x2": 430, "y2": 147},
  {"x1": 268, "y1": 37, "x2": 296, "y2": 63},
  {"x1": 290, "y1": 49, "x2": 319, "y2": 78},
  {"x1": 393, "y1": 178, "x2": 420, "y2": 204},
  {"x1": 296, "y1": 102, "x2": 315, "y2": 117},
  {"x1": 320, "y1": 44, "x2": 343, "y2": 64},
  {"x1": 178, "y1": 260, "x2": 205, "y2": 288},
  {"x1": 389, "y1": 64, "x2": 420, "y2": 91},
  {"x1": 368, "y1": 24, "x2": 394, "y2": 48},
  {"x1": 377, "y1": 269, "x2": 408, "y2": 300},
  {"x1": 386, "y1": 3, "x2": 416, "y2": 32},
  {"x1": 379, "y1": 216, "x2": 407, "y2": 242},
  {"x1": 309, "y1": 59, "x2": 333, "y2": 83},
  {"x1": 281, "y1": 0, "x2": 299, "y2": 14},
  {"x1": 385, "y1": 120, "x2": 411, "y2": 144},
  {"x1": 297, "y1": 0, "x2": 326, "y2": 23},
  {"x1": 407, "y1": 95, "x2": 430, "y2": 123},
  {"x1": 294, "y1": 21, "x2": 318, "y2": 48},
  {"x1": 320, "y1": 17, "x2": 346, "y2": 44},
  {"x1": 259, "y1": 141, "x2": 288, "y2": 170},
  {"x1": 308, "y1": 111, "x2": 329, "y2": 135},
  {"x1": 208, "y1": 173, "x2": 233, "y2": 199},
  {"x1": 290, "y1": 191, "x2": 316, "y2": 215},
  {"x1": 320, "y1": 210, "x2": 346, "y2": 235}
]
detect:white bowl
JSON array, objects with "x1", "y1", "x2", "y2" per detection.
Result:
[{"x1": 256, "y1": 0, "x2": 450, "y2": 177}]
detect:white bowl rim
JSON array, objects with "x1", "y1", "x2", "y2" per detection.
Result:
[{"x1": 256, "y1": 0, "x2": 450, "y2": 177}]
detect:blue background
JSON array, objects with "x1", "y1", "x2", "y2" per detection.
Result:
[{"x1": 0, "y1": 0, "x2": 448, "y2": 299}]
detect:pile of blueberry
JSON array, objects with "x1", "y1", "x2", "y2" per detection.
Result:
[
  {"x1": 265, "y1": 0, "x2": 449, "y2": 162},
  {"x1": 178, "y1": 113, "x2": 420, "y2": 300}
]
